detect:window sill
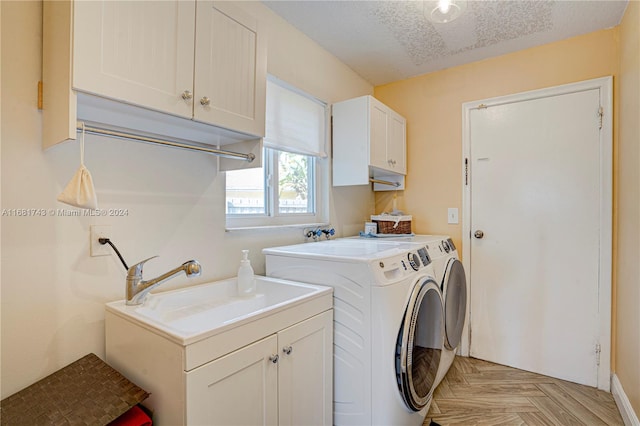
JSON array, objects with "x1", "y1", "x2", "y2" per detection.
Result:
[{"x1": 225, "y1": 222, "x2": 330, "y2": 232}]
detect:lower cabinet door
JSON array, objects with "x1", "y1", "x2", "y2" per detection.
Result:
[
  {"x1": 278, "y1": 310, "x2": 333, "y2": 426},
  {"x1": 186, "y1": 335, "x2": 278, "y2": 426}
]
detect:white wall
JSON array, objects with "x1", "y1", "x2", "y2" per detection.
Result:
[{"x1": 0, "y1": 1, "x2": 373, "y2": 398}]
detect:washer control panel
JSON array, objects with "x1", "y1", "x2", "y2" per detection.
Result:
[
  {"x1": 399, "y1": 246, "x2": 431, "y2": 271},
  {"x1": 428, "y1": 239, "x2": 457, "y2": 258},
  {"x1": 447, "y1": 238, "x2": 456, "y2": 251},
  {"x1": 418, "y1": 247, "x2": 431, "y2": 266},
  {"x1": 374, "y1": 245, "x2": 434, "y2": 284}
]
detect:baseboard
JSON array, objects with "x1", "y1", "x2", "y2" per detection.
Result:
[{"x1": 612, "y1": 374, "x2": 640, "y2": 426}]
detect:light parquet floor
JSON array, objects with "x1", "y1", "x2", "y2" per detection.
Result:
[{"x1": 424, "y1": 356, "x2": 624, "y2": 426}]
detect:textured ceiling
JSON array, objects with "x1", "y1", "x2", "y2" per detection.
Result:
[{"x1": 263, "y1": 0, "x2": 628, "y2": 86}]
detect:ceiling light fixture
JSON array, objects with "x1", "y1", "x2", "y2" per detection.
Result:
[{"x1": 424, "y1": 0, "x2": 467, "y2": 24}]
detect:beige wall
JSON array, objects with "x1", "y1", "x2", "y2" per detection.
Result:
[
  {"x1": 0, "y1": 1, "x2": 372, "y2": 397},
  {"x1": 374, "y1": 17, "x2": 637, "y2": 418},
  {"x1": 374, "y1": 29, "x2": 618, "y2": 253},
  {"x1": 616, "y1": 0, "x2": 640, "y2": 417}
]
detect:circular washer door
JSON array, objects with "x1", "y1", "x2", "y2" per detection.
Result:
[
  {"x1": 395, "y1": 278, "x2": 444, "y2": 411},
  {"x1": 442, "y1": 258, "x2": 467, "y2": 351}
]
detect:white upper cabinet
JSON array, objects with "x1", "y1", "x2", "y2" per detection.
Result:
[
  {"x1": 332, "y1": 96, "x2": 407, "y2": 189},
  {"x1": 73, "y1": 1, "x2": 196, "y2": 119},
  {"x1": 387, "y1": 112, "x2": 407, "y2": 173},
  {"x1": 370, "y1": 102, "x2": 389, "y2": 171},
  {"x1": 43, "y1": 0, "x2": 266, "y2": 165},
  {"x1": 194, "y1": 1, "x2": 266, "y2": 136}
]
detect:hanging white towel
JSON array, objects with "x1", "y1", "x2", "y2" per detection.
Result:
[{"x1": 57, "y1": 123, "x2": 98, "y2": 210}]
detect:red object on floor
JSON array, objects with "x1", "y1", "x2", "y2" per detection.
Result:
[{"x1": 109, "y1": 405, "x2": 152, "y2": 426}]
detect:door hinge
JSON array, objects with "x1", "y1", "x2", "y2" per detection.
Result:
[
  {"x1": 465, "y1": 158, "x2": 469, "y2": 186},
  {"x1": 477, "y1": 104, "x2": 488, "y2": 109},
  {"x1": 598, "y1": 106, "x2": 604, "y2": 130},
  {"x1": 595, "y1": 343, "x2": 601, "y2": 365},
  {"x1": 37, "y1": 81, "x2": 43, "y2": 110}
]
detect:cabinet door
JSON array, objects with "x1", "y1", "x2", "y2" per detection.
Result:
[
  {"x1": 73, "y1": 1, "x2": 195, "y2": 118},
  {"x1": 194, "y1": 1, "x2": 267, "y2": 137},
  {"x1": 278, "y1": 310, "x2": 333, "y2": 426},
  {"x1": 186, "y1": 335, "x2": 278, "y2": 426},
  {"x1": 387, "y1": 112, "x2": 407, "y2": 174},
  {"x1": 370, "y1": 101, "x2": 389, "y2": 171}
]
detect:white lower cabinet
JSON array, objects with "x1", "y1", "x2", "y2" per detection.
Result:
[
  {"x1": 186, "y1": 311, "x2": 332, "y2": 426},
  {"x1": 106, "y1": 308, "x2": 332, "y2": 426},
  {"x1": 277, "y1": 311, "x2": 333, "y2": 426},
  {"x1": 186, "y1": 335, "x2": 278, "y2": 425}
]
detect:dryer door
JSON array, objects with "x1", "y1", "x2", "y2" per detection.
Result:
[
  {"x1": 442, "y1": 258, "x2": 467, "y2": 350},
  {"x1": 396, "y1": 278, "x2": 444, "y2": 411}
]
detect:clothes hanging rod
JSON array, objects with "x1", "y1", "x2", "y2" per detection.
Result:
[
  {"x1": 76, "y1": 122, "x2": 255, "y2": 162},
  {"x1": 369, "y1": 178, "x2": 401, "y2": 187}
]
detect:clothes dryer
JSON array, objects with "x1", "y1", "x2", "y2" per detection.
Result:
[
  {"x1": 263, "y1": 239, "x2": 444, "y2": 426},
  {"x1": 423, "y1": 237, "x2": 467, "y2": 386}
]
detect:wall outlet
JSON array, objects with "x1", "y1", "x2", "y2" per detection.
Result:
[
  {"x1": 90, "y1": 225, "x2": 112, "y2": 256},
  {"x1": 447, "y1": 208, "x2": 459, "y2": 224}
]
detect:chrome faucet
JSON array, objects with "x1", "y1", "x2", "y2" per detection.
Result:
[{"x1": 126, "y1": 256, "x2": 202, "y2": 305}]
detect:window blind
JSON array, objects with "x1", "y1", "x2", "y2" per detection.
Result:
[{"x1": 264, "y1": 78, "x2": 327, "y2": 158}]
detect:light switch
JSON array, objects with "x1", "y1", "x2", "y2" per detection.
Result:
[{"x1": 447, "y1": 208, "x2": 459, "y2": 224}]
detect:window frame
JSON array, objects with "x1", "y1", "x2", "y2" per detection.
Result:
[{"x1": 225, "y1": 78, "x2": 329, "y2": 230}]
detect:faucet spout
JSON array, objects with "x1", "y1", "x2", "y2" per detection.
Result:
[{"x1": 126, "y1": 257, "x2": 202, "y2": 305}]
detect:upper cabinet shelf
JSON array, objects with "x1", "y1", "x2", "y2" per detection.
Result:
[
  {"x1": 332, "y1": 96, "x2": 407, "y2": 191},
  {"x1": 43, "y1": 0, "x2": 266, "y2": 170}
]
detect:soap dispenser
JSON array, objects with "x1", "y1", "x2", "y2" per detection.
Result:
[{"x1": 237, "y1": 249, "x2": 256, "y2": 295}]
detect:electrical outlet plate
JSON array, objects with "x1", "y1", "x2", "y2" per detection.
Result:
[
  {"x1": 90, "y1": 225, "x2": 112, "y2": 256},
  {"x1": 447, "y1": 208, "x2": 459, "y2": 224}
]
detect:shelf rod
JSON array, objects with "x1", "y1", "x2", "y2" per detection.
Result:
[
  {"x1": 369, "y1": 178, "x2": 400, "y2": 187},
  {"x1": 76, "y1": 122, "x2": 255, "y2": 162}
]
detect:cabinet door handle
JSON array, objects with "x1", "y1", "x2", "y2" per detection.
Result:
[
  {"x1": 200, "y1": 96, "x2": 211, "y2": 106},
  {"x1": 181, "y1": 90, "x2": 193, "y2": 101},
  {"x1": 269, "y1": 354, "x2": 279, "y2": 364},
  {"x1": 282, "y1": 346, "x2": 293, "y2": 355}
]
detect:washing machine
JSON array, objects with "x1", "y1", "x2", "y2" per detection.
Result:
[
  {"x1": 263, "y1": 239, "x2": 444, "y2": 426},
  {"x1": 361, "y1": 235, "x2": 467, "y2": 386}
]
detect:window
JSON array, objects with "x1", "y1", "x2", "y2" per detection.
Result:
[{"x1": 225, "y1": 77, "x2": 328, "y2": 228}]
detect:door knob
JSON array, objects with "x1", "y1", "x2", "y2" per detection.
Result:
[
  {"x1": 282, "y1": 346, "x2": 293, "y2": 355},
  {"x1": 474, "y1": 230, "x2": 484, "y2": 239},
  {"x1": 181, "y1": 90, "x2": 193, "y2": 101},
  {"x1": 269, "y1": 354, "x2": 279, "y2": 364},
  {"x1": 200, "y1": 96, "x2": 211, "y2": 106}
]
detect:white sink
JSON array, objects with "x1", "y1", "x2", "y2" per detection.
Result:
[{"x1": 105, "y1": 276, "x2": 331, "y2": 345}]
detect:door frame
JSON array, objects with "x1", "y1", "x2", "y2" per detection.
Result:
[{"x1": 460, "y1": 76, "x2": 613, "y2": 391}]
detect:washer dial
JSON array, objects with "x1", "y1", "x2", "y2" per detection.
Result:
[{"x1": 407, "y1": 253, "x2": 420, "y2": 271}]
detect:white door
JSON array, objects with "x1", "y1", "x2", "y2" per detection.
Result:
[
  {"x1": 194, "y1": 1, "x2": 266, "y2": 136},
  {"x1": 73, "y1": 0, "x2": 195, "y2": 118},
  {"x1": 466, "y1": 79, "x2": 612, "y2": 388},
  {"x1": 186, "y1": 335, "x2": 278, "y2": 425},
  {"x1": 278, "y1": 311, "x2": 333, "y2": 426}
]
